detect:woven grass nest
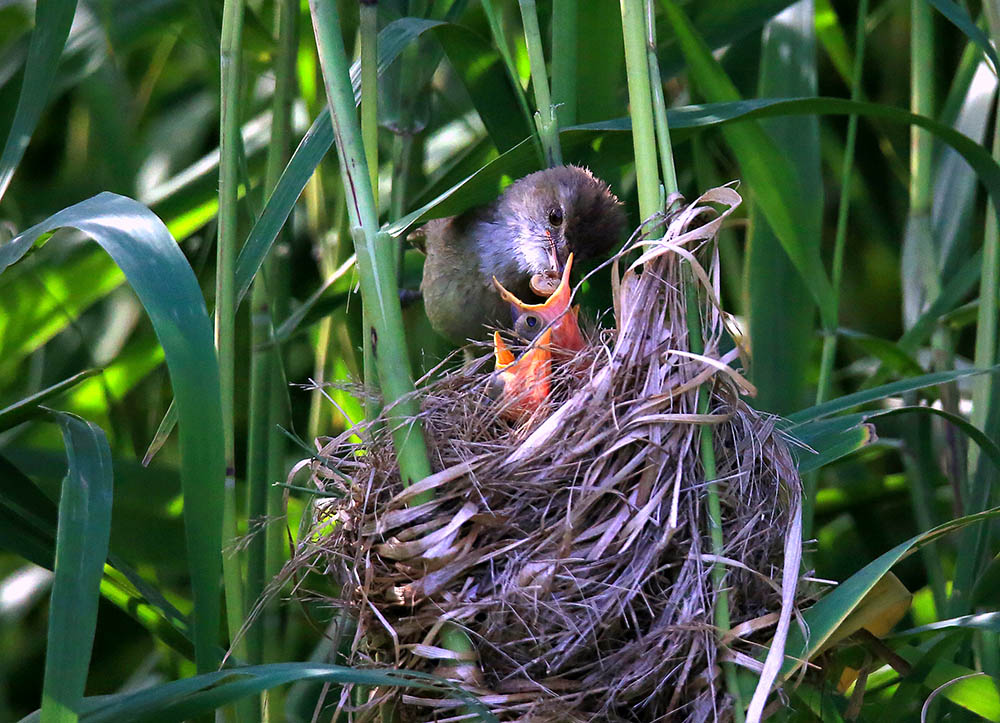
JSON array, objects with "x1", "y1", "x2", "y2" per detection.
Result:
[{"x1": 290, "y1": 186, "x2": 805, "y2": 722}]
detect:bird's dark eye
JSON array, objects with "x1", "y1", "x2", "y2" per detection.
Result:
[{"x1": 548, "y1": 207, "x2": 564, "y2": 226}]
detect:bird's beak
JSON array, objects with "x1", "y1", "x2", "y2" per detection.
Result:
[
  {"x1": 493, "y1": 331, "x2": 515, "y2": 369},
  {"x1": 546, "y1": 234, "x2": 563, "y2": 274},
  {"x1": 491, "y1": 329, "x2": 553, "y2": 421},
  {"x1": 493, "y1": 253, "x2": 585, "y2": 354}
]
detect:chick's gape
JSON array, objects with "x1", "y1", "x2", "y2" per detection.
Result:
[{"x1": 415, "y1": 165, "x2": 625, "y2": 347}]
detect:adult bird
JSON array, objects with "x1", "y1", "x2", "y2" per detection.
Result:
[{"x1": 412, "y1": 165, "x2": 625, "y2": 346}]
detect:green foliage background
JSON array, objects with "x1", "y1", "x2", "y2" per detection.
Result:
[{"x1": 1, "y1": 0, "x2": 1000, "y2": 720}]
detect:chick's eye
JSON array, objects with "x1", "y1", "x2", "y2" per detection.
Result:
[
  {"x1": 548, "y1": 207, "x2": 564, "y2": 226},
  {"x1": 514, "y1": 313, "x2": 543, "y2": 340}
]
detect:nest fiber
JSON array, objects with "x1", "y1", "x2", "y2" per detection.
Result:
[{"x1": 291, "y1": 187, "x2": 803, "y2": 722}]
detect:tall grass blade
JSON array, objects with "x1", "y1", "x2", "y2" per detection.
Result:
[
  {"x1": 923, "y1": 0, "x2": 999, "y2": 74},
  {"x1": 0, "y1": 0, "x2": 78, "y2": 202},
  {"x1": 782, "y1": 505, "x2": 1000, "y2": 678},
  {"x1": 0, "y1": 193, "x2": 225, "y2": 672},
  {"x1": 659, "y1": 0, "x2": 837, "y2": 327},
  {"x1": 746, "y1": 0, "x2": 821, "y2": 417},
  {"x1": 41, "y1": 411, "x2": 112, "y2": 723},
  {"x1": 786, "y1": 367, "x2": 997, "y2": 425},
  {"x1": 0, "y1": 370, "x2": 100, "y2": 432},
  {"x1": 18, "y1": 664, "x2": 499, "y2": 723}
]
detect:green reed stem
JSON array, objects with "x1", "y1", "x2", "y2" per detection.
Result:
[
  {"x1": 359, "y1": 0, "x2": 382, "y2": 427},
  {"x1": 218, "y1": 0, "x2": 247, "y2": 666},
  {"x1": 969, "y1": 4, "x2": 1000, "y2": 492},
  {"x1": 245, "y1": 0, "x2": 298, "y2": 681},
  {"x1": 263, "y1": 0, "x2": 297, "y2": 678},
  {"x1": 550, "y1": 0, "x2": 577, "y2": 127},
  {"x1": 360, "y1": 2, "x2": 378, "y2": 201},
  {"x1": 621, "y1": 0, "x2": 660, "y2": 222},
  {"x1": 245, "y1": 275, "x2": 271, "y2": 667},
  {"x1": 518, "y1": 0, "x2": 562, "y2": 166},
  {"x1": 950, "y1": 2, "x2": 1000, "y2": 619},
  {"x1": 309, "y1": 0, "x2": 432, "y2": 493},
  {"x1": 910, "y1": 0, "x2": 934, "y2": 216},
  {"x1": 684, "y1": 267, "x2": 744, "y2": 722},
  {"x1": 310, "y1": 2, "x2": 480, "y2": 697},
  {"x1": 645, "y1": 0, "x2": 677, "y2": 197},
  {"x1": 807, "y1": 0, "x2": 869, "y2": 539}
]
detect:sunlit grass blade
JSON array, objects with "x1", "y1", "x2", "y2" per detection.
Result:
[
  {"x1": 98, "y1": 571, "x2": 195, "y2": 661},
  {"x1": 893, "y1": 611, "x2": 1000, "y2": 637},
  {"x1": 0, "y1": 369, "x2": 100, "y2": 432},
  {"x1": 0, "y1": 192, "x2": 225, "y2": 673},
  {"x1": 0, "y1": 0, "x2": 78, "y2": 202},
  {"x1": 41, "y1": 411, "x2": 113, "y2": 723},
  {"x1": 0, "y1": 251, "x2": 124, "y2": 376},
  {"x1": 782, "y1": 505, "x2": 1000, "y2": 678},
  {"x1": 786, "y1": 367, "x2": 996, "y2": 425},
  {"x1": 924, "y1": 0, "x2": 999, "y2": 74},
  {"x1": 893, "y1": 644, "x2": 1000, "y2": 721},
  {"x1": 16, "y1": 664, "x2": 499, "y2": 723}
]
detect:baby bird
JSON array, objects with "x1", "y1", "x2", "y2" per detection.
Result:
[
  {"x1": 491, "y1": 329, "x2": 554, "y2": 421},
  {"x1": 413, "y1": 165, "x2": 624, "y2": 346},
  {"x1": 489, "y1": 255, "x2": 588, "y2": 422},
  {"x1": 493, "y1": 252, "x2": 585, "y2": 356}
]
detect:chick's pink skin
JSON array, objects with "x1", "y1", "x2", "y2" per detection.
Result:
[{"x1": 493, "y1": 253, "x2": 585, "y2": 354}]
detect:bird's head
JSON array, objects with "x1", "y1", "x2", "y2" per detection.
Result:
[{"x1": 497, "y1": 165, "x2": 625, "y2": 279}]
